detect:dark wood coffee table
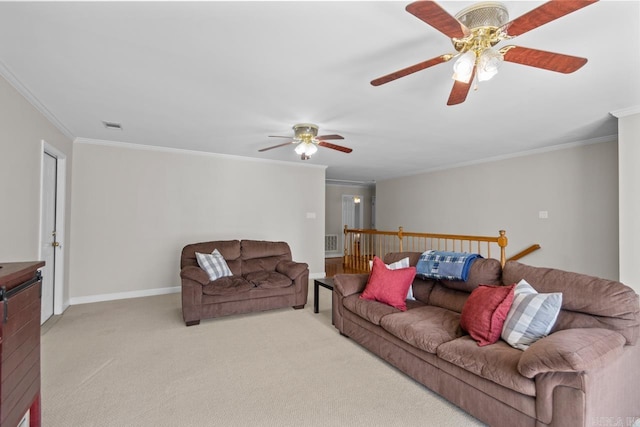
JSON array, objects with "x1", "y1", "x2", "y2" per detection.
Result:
[{"x1": 313, "y1": 277, "x2": 334, "y2": 314}]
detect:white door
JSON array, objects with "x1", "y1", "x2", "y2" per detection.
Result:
[{"x1": 40, "y1": 152, "x2": 57, "y2": 324}]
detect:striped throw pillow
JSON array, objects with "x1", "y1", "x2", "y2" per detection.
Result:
[
  {"x1": 196, "y1": 249, "x2": 233, "y2": 281},
  {"x1": 501, "y1": 279, "x2": 562, "y2": 350}
]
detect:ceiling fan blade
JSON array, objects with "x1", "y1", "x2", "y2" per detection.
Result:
[
  {"x1": 371, "y1": 55, "x2": 452, "y2": 86},
  {"x1": 268, "y1": 135, "x2": 294, "y2": 139},
  {"x1": 405, "y1": 1, "x2": 469, "y2": 39},
  {"x1": 502, "y1": 46, "x2": 587, "y2": 73},
  {"x1": 318, "y1": 141, "x2": 353, "y2": 154},
  {"x1": 258, "y1": 141, "x2": 293, "y2": 152},
  {"x1": 447, "y1": 68, "x2": 475, "y2": 106},
  {"x1": 503, "y1": 0, "x2": 597, "y2": 37},
  {"x1": 316, "y1": 134, "x2": 344, "y2": 141}
]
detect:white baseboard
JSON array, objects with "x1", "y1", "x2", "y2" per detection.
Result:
[{"x1": 70, "y1": 286, "x2": 181, "y2": 306}]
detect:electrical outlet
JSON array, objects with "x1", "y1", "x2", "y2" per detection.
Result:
[{"x1": 538, "y1": 211, "x2": 548, "y2": 219}]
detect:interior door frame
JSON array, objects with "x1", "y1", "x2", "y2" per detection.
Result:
[
  {"x1": 341, "y1": 194, "x2": 364, "y2": 254},
  {"x1": 39, "y1": 140, "x2": 66, "y2": 317}
]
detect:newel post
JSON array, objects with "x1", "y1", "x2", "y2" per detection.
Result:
[
  {"x1": 343, "y1": 225, "x2": 349, "y2": 267},
  {"x1": 498, "y1": 230, "x2": 508, "y2": 267},
  {"x1": 398, "y1": 226, "x2": 404, "y2": 252}
]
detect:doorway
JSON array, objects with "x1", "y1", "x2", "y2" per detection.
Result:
[
  {"x1": 342, "y1": 194, "x2": 364, "y2": 254},
  {"x1": 40, "y1": 142, "x2": 66, "y2": 324}
]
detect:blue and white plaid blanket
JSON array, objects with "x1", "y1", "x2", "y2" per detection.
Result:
[{"x1": 416, "y1": 250, "x2": 481, "y2": 281}]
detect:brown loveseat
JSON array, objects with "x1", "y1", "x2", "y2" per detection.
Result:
[
  {"x1": 333, "y1": 253, "x2": 640, "y2": 427},
  {"x1": 181, "y1": 240, "x2": 308, "y2": 326}
]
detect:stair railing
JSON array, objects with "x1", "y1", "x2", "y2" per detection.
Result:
[{"x1": 343, "y1": 227, "x2": 538, "y2": 273}]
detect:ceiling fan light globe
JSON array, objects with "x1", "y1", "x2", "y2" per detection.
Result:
[
  {"x1": 305, "y1": 143, "x2": 318, "y2": 156},
  {"x1": 452, "y1": 51, "x2": 476, "y2": 83},
  {"x1": 294, "y1": 142, "x2": 307, "y2": 155},
  {"x1": 477, "y1": 48, "x2": 503, "y2": 81}
]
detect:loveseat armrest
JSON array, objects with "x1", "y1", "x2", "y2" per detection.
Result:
[
  {"x1": 180, "y1": 266, "x2": 209, "y2": 285},
  {"x1": 517, "y1": 328, "x2": 627, "y2": 378},
  {"x1": 334, "y1": 273, "x2": 369, "y2": 297},
  {"x1": 276, "y1": 260, "x2": 309, "y2": 280}
]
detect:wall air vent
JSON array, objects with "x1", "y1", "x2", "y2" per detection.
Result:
[
  {"x1": 102, "y1": 121, "x2": 122, "y2": 130},
  {"x1": 325, "y1": 234, "x2": 339, "y2": 252}
]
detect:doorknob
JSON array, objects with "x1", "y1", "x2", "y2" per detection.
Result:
[{"x1": 52, "y1": 241, "x2": 60, "y2": 247}]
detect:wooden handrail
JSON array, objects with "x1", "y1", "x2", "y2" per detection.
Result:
[
  {"x1": 507, "y1": 244, "x2": 541, "y2": 262},
  {"x1": 343, "y1": 226, "x2": 511, "y2": 271}
]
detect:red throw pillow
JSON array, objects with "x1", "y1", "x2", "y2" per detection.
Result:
[
  {"x1": 460, "y1": 284, "x2": 515, "y2": 346},
  {"x1": 360, "y1": 256, "x2": 416, "y2": 311}
]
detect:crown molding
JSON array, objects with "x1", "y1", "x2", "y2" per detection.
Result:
[
  {"x1": 380, "y1": 135, "x2": 618, "y2": 182},
  {"x1": 325, "y1": 179, "x2": 375, "y2": 187},
  {"x1": 74, "y1": 137, "x2": 328, "y2": 170},
  {"x1": 0, "y1": 59, "x2": 75, "y2": 140},
  {"x1": 610, "y1": 106, "x2": 640, "y2": 118}
]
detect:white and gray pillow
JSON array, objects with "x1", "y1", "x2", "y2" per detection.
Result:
[
  {"x1": 501, "y1": 279, "x2": 562, "y2": 350},
  {"x1": 196, "y1": 249, "x2": 233, "y2": 281}
]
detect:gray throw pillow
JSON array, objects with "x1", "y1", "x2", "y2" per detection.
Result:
[
  {"x1": 196, "y1": 249, "x2": 233, "y2": 281},
  {"x1": 501, "y1": 279, "x2": 562, "y2": 350}
]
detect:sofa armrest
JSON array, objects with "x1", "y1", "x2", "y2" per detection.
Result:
[
  {"x1": 180, "y1": 266, "x2": 209, "y2": 285},
  {"x1": 276, "y1": 260, "x2": 308, "y2": 280},
  {"x1": 334, "y1": 273, "x2": 369, "y2": 297},
  {"x1": 517, "y1": 328, "x2": 627, "y2": 379}
]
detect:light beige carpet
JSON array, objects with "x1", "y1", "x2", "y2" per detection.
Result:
[{"x1": 41, "y1": 283, "x2": 485, "y2": 426}]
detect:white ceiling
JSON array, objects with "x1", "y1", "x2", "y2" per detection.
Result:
[{"x1": 1, "y1": 1, "x2": 638, "y2": 183}]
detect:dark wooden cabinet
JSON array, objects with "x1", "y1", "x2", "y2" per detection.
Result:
[{"x1": 0, "y1": 262, "x2": 44, "y2": 427}]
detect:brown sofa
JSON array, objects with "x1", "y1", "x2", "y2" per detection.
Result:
[
  {"x1": 181, "y1": 239, "x2": 309, "y2": 326},
  {"x1": 333, "y1": 253, "x2": 640, "y2": 427}
]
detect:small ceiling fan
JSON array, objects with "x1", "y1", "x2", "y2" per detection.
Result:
[
  {"x1": 371, "y1": 0, "x2": 598, "y2": 105},
  {"x1": 259, "y1": 123, "x2": 353, "y2": 160}
]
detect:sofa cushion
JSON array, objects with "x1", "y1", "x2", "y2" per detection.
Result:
[
  {"x1": 501, "y1": 279, "x2": 562, "y2": 350},
  {"x1": 196, "y1": 249, "x2": 233, "y2": 281},
  {"x1": 360, "y1": 257, "x2": 416, "y2": 311},
  {"x1": 502, "y1": 261, "x2": 640, "y2": 345},
  {"x1": 244, "y1": 271, "x2": 292, "y2": 289},
  {"x1": 383, "y1": 251, "x2": 423, "y2": 267},
  {"x1": 241, "y1": 240, "x2": 291, "y2": 260},
  {"x1": 437, "y1": 336, "x2": 536, "y2": 397},
  {"x1": 202, "y1": 276, "x2": 253, "y2": 296},
  {"x1": 460, "y1": 284, "x2": 515, "y2": 346},
  {"x1": 427, "y1": 284, "x2": 469, "y2": 313},
  {"x1": 343, "y1": 294, "x2": 400, "y2": 325},
  {"x1": 181, "y1": 240, "x2": 241, "y2": 272},
  {"x1": 411, "y1": 277, "x2": 438, "y2": 304},
  {"x1": 380, "y1": 306, "x2": 462, "y2": 353},
  {"x1": 240, "y1": 240, "x2": 292, "y2": 275},
  {"x1": 517, "y1": 328, "x2": 626, "y2": 378},
  {"x1": 441, "y1": 258, "x2": 502, "y2": 292}
]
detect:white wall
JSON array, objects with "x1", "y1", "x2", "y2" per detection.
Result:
[
  {"x1": 615, "y1": 109, "x2": 640, "y2": 293},
  {"x1": 69, "y1": 140, "x2": 325, "y2": 302},
  {"x1": 325, "y1": 183, "x2": 374, "y2": 256},
  {"x1": 0, "y1": 74, "x2": 73, "y2": 305},
  {"x1": 376, "y1": 140, "x2": 619, "y2": 281}
]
